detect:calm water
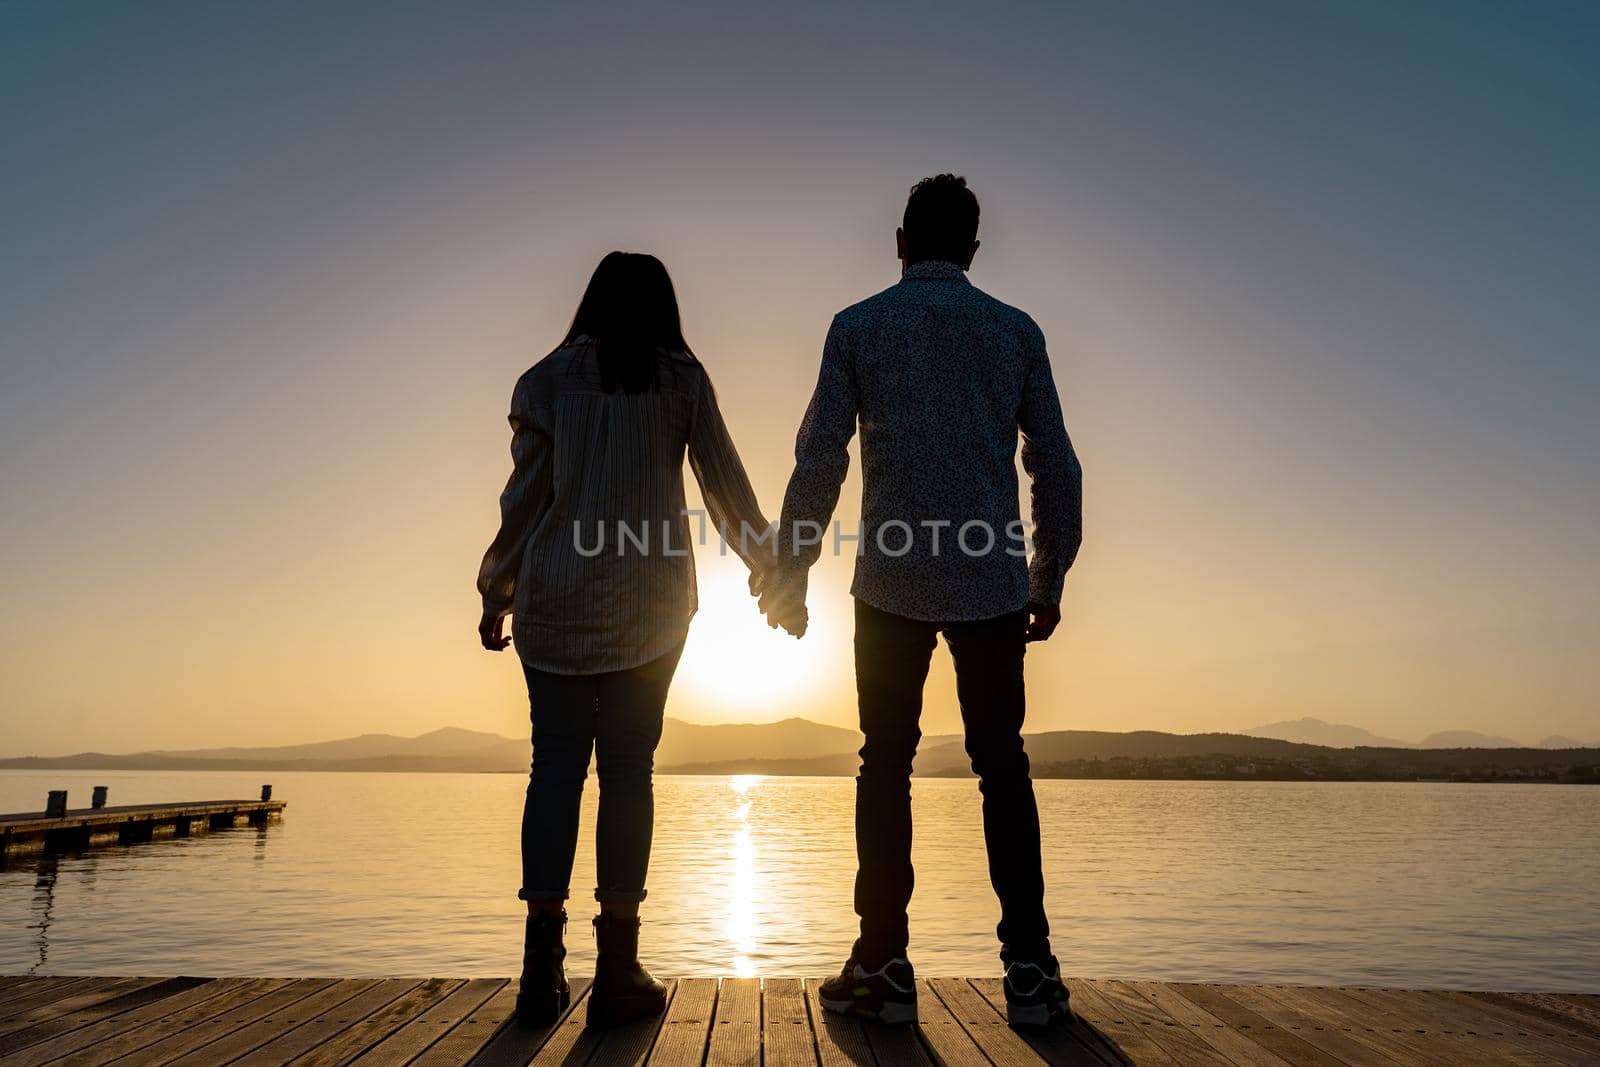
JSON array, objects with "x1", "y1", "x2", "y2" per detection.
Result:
[{"x1": 1, "y1": 771, "x2": 1595, "y2": 989}]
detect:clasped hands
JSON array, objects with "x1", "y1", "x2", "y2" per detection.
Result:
[{"x1": 749, "y1": 566, "x2": 808, "y2": 638}]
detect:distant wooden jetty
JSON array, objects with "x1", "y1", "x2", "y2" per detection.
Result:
[
  {"x1": 0, "y1": 975, "x2": 1596, "y2": 1065},
  {"x1": 0, "y1": 787, "x2": 284, "y2": 860}
]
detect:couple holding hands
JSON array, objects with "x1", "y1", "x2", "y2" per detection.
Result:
[{"x1": 478, "y1": 174, "x2": 1082, "y2": 1032}]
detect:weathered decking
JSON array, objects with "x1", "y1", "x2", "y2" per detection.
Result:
[
  {"x1": 0, "y1": 975, "x2": 1596, "y2": 1065},
  {"x1": 0, "y1": 799, "x2": 285, "y2": 860}
]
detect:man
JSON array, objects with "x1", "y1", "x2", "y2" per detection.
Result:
[{"x1": 761, "y1": 174, "x2": 1083, "y2": 1029}]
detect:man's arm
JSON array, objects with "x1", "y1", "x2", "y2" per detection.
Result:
[
  {"x1": 1017, "y1": 323, "x2": 1082, "y2": 639},
  {"x1": 764, "y1": 317, "x2": 859, "y2": 626}
]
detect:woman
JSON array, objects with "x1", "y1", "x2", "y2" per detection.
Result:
[{"x1": 477, "y1": 252, "x2": 786, "y2": 1029}]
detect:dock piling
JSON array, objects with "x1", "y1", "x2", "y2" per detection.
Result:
[
  {"x1": 92, "y1": 785, "x2": 108, "y2": 809},
  {"x1": 46, "y1": 790, "x2": 67, "y2": 818},
  {"x1": 260, "y1": 783, "x2": 273, "y2": 802}
]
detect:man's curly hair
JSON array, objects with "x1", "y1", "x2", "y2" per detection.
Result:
[{"x1": 902, "y1": 173, "x2": 980, "y2": 265}]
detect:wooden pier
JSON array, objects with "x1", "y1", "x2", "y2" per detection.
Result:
[
  {"x1": 0, "y1": 795, "x2": 285, "y2": 860},
  {"x1": 0, "y1": 975, "x2": 1595, "y2": 1065}
]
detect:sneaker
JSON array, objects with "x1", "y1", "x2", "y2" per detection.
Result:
[
  {"x1": 818, "y1": 952, "x2": 918, "y2": 1025},
  {"x1": 1002, "y1": 955, "x2": 1071, "y2": 1030}
]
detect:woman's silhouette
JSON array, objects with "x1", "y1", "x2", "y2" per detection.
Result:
[{"x1": 477, "y1": 252, "x2": 778, "y2": 1028}]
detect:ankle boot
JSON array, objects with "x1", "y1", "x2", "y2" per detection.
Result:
[
  {"x1": 516, "y1": 909, "x2": 571, "y2": 1026},
  {"x1": 587, "y1": 912, "x2": 668, "y2": 1028}
]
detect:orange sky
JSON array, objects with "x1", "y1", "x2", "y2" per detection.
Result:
[{"x1": 2, "y1": 5, "x2": 1596, "y2": 753}]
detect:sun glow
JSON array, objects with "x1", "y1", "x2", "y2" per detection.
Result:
[{"x1": 677, "y1": 563, "x2": 835, "y2": 713}]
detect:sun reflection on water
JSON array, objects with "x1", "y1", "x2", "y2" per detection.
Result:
[{"x1": 726, "y1": 775, "x2": 763, "y2": 977}]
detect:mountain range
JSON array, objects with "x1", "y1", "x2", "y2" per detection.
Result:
[
  {"x1": 1240, "y1": 717, "x2": 1594, "y2": 750},
  {"x1": 2, "y1": 717, "x2": 1594, "y2": 778}
]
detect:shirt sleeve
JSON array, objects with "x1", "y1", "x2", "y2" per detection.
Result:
[
  {"x1": 688, "y1": 366, "x2": 773, "y2": 573},
  {"x1": 774, "y1": 316, "x2": 859, "y2": 589},
  {"x1": 477, "y1": 376, "x2": 554, "y2": 619},
  {"x1": 1017, "y1": 325, "x2": 1083, "y2": 605}
]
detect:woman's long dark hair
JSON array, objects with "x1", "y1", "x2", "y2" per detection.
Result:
[{"x1": 562, "y1": 252, "x2": 694, "y2": 394}]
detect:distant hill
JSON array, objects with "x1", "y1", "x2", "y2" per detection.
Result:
[
  {"x1": 138, "y1": 727, "x2": 518, "y2": 763},
  {"x1": 1417, "y1": 730, "x2": 1524, "y2": 749},
  {"x1": 1243, "y1": 717, "x2": 1411, "y2": 748},
  {"x1": 1244, "y1": 717, "x2": 1547, "y2": 750},
  {"x1": 655, "y1": 717, "x2": 859, "y2": 768},
  {"x1": 657, "y1": 753, "x2": 862, "y2": 776},
  {"x1": 1539, "y1": 735, "x2": 1599, "y2": 749},
  {"x1": 0, "y1": 718, "x2": 860, "y2": 776},
  {"x1": 915, "y1": 729, "x2": 1340, "y2": 776}
]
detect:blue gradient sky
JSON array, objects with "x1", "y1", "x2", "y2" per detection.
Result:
[{"x1": 2, "y1": 2, "x2": 1597, "y2": 752}]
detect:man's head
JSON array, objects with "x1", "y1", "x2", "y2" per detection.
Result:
[{"x1": 897, "y1": 173, "x2": 980, "y2": 271}]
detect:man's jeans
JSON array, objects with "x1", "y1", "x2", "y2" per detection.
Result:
[
  {"x1": 852, "y1": 598, "x2": 1051, "y2": 960},
  {"x1": 519, "y1": 640, "x2": 684, "y2": 904}
]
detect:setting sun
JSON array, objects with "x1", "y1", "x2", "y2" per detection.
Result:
[{"x1": 675, "y1": 561, "x2": 837, "y2": 716}]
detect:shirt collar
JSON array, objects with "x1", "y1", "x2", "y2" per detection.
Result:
[{"x1": 902, "y1": 260, "x2": 968, "y2": 282}]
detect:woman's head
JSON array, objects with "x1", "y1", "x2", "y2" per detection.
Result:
[{"x1": 563, "y1": 252, "x2": 692, "y2": 393}]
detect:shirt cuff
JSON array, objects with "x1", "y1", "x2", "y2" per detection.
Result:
[{"x1": 1027, "y1": 567, "x2": 1064, "y2": 607}]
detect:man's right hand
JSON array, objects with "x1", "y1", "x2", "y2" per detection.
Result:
[{"x1": 1024, "y1": 601, "x2": 1060, "y2": 642}]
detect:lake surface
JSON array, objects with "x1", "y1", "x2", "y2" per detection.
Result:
[{"x1": 1, "y1": 770, "x2": 1595, "y2": 989}]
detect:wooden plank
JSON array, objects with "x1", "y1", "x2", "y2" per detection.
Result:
[
  {"x1": 463, "y1": 978, "x2": 593, "y2": 1066},
  {"x1": 1471, "y1": 992, "x2": 1600, "y2": 1042},
  {"x1": 707, "y1": 977, "x2": 761, "y2": 1067},
  {"x1": 519, "y1": 978, "x2": 607, "y2": 1066},
  {"x1": 763, "y1": 978, "x2": 820, "y2": 1067},
  {"x1": 1251, "y1": 985, "x2": 1463, "y2": 1067},
  {"x1": 1341, "y1": 986, "x2": 1588, "y2": 1067},
  {"x1": 1168, "y1": 983, "x2": 1366, "y2": 1067},
  {"x1": 1218, "y1": 984, "x2": 1412, "y2": 1067},
  {"x1": 1127, "y1": 979, "x2": 1295, "y2": 1065},
  {"x1": 1400, "y1": 989, "x2": 1600, "y2": 1066},
  {"x1": 913, "y1": 978, "x2": 989, "y2": 1067},
  {"x1": 1327, "y1": 985, "x2": 1547, "y2": 1066},
  {"x1": 163, "y1": 979, "x2": 386, "y2": 1066},
  {"x1": 111, "y1": 978, "x2": 338, "y2": 1066},
  {"x1": 1055, "y1": 980, "x2": 1178, "y2": 1067},
  {"x1": 865, "y1": 1018, "x2": 934, "y2": 1067},
  {"x1": 412, "y1": 979, "x2": 519, "y2": 1067},
  {"x1": 644, "y1": 977, "x2": 717, "y2": 1067},
  {"x1": 927, "y1": 977, "x2": 1047, "y2": 1067},
  {"x1": 804, "y1": 978, "x2": 877, "y2": 1067},
  {"x1": 233, "y1": 979, "x2": 422, "y2": 1066},
  {"x1": 44, "y1": 985, "x2": 278, "y2": 1067},
  {"x1": 1080, "y1": 980, "x2": 1232, "y2": 1065},
  {"x1": 0, "y1": 976, "x2": 101, "y2": 1022},
  {"x1": 351, "y1": 978, "x2": 505, "y2": 1063},
  {"x1": 968, "y1": 978, "x2": 1117, "y2": 1067},
  {"x1": 0, "y1": 977, "x2": 206, "y2": 1056},
  {"x1": 585, "y1": 980, "x2": 679, "y2": 1067},
  {"x1": 0, "y1": 976, "x2": 155, "y2": 1037},
  {"x1": 1432, "y1": 990, "x2": 1600, "y2": 1054},
  {"x1": 290, "y1": 977, "x2": 463, "y2": 1066},
  {"x1": 1, "y1": 978, "x2": 240, "y2": 1067}
]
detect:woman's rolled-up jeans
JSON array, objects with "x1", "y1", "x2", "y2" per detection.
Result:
[{"x1": 519, "y1": 640, "x2": 684, "y2": 904}]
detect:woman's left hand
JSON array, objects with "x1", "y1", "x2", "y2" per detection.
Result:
[{"x1": 479, "y1": 609, "x2": 512, "y2": 652}]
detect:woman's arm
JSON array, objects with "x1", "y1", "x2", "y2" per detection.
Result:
[
  {"x1": 477, "y1": 375, "x2": 553, "y2": 650},
  {"x1": 687, "y1": 367, "x2": 776, "y2": 579}
]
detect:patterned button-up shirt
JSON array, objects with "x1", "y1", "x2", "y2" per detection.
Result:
[{"x1": 774, "y1": 260, "x2": 1083, "y2": 622}]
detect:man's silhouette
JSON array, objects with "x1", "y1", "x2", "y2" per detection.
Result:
[{"x1": 763, "y1": 174, "x2": 1082, "y2": 1029}]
